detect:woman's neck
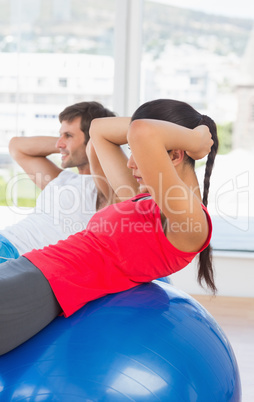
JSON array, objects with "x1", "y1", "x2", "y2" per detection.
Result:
[{"x1": 177, "y1": 164, "x2": 202, "y2": 202}]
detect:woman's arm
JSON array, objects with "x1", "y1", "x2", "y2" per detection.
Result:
[
  {"x1": 89, "y1": 117, "x2": 139, "y2": 201},
  {"x1": 127, "y1": 119, "x2": 213, "y2": 252},
  {"x1": 86, "y1": 139, "x2": 114, "y2": 204}
]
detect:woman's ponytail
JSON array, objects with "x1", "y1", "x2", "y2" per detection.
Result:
[{"x1": 197, "y1": 114, "x2": 219, "y2": 293}]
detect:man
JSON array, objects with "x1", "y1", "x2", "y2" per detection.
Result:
[{"x1": 0, "y1": 101, "x2": 115, "y2": 263}]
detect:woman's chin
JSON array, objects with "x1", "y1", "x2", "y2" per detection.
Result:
[{"x1": 139, "y1": 184, "x2": 148, "y2": 193}]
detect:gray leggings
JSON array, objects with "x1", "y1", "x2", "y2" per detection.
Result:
[{"x1": 0, "y1": 256, "x2": 62, "y2": 355}]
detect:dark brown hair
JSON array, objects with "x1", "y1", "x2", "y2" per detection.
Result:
[
  {"x1": 131, "y1": 99, "x2": 219, "y2": 293},
  {"x1": 59, "y1": 101, "x2": 115, "y2": 144}
]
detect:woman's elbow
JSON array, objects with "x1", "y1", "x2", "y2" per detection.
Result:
[
  {"x1": 89, "y1": 119, "x2": 100, "y2": 140},
  {"x1": 127, "y1": 120, "x2": 153, "y2": 144}
]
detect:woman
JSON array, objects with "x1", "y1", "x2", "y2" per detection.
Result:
[{"x1": 0, "y1": 99, "x2": 218, "y2": 355}]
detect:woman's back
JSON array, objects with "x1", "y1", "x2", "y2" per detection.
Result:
[{"x1": 24, "y1": 194, "x2": 212, "y2": 317}]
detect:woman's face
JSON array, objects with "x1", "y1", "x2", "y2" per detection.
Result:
[{"x1": 127, "y1": 153, "x2": 148, "y2": 192}]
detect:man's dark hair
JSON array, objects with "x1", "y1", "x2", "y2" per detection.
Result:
[{"x1": 59, "y1": 101, "x2": 116, "y2": 144}]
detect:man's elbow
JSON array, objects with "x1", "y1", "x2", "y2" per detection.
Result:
[{"x1": 8, "y1": 137, "x2": 20, "y2": 159}]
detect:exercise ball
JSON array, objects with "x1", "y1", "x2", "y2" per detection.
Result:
[{"x1": 0, "y1": 281, "x2": 241, "y2": 401}]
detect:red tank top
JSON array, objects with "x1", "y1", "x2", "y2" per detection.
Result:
[{"x1": 25, "y1": 193, "x2": 212, "y2": 317}]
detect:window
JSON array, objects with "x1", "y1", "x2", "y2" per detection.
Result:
[
  {"x1": 58, "y1": 78, "x2": 68, "y2": 88},
  {"x1": 0, "y1": 0, "x2": 116, "y2": 207},
  {"x1": 142, "y1": 0, "x2": 254, "y2": 252},
  {"x1": 250, "y1": 98, "x2": 254, "y2": 122}
]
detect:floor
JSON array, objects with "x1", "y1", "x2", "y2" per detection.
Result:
[{"x1": 193, "y1": 295, "x2": 254, "y2": 402}]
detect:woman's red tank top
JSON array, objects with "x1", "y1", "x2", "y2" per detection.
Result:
[{"x1": 25, "y1": 193, "x2": 212, "y2": 317}]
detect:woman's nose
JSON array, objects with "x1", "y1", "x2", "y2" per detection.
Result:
[{"x1": 127, "y1": 154, "x2": 136, "y2": 169}]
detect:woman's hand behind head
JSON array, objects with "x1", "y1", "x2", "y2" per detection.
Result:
[{"x1": 186, "y1": 125, "x2": 214, "y2": 160}]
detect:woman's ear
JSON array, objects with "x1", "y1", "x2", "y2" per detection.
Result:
[{"x1": 169, "y1": 149, "x2": 185, "y2": 166}]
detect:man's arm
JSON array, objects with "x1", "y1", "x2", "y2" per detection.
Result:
[{"x1": 9, "y1": 136, "x2": 62, "y2": 190}]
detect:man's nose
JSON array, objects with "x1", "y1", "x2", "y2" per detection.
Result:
[{"x1": 56, "y1": 136, "x2": 65, "y2": 148}]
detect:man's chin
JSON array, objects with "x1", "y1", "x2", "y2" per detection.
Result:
[{"x1": 61, "y1": 160, "x2": 71, "y2": 169}]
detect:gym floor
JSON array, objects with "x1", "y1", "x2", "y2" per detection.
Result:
[{"x1": 193, "y1": 295, "x2": 254, "y2": 402}]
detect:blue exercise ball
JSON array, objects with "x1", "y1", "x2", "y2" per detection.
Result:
[{"x1": 0, "y1": 281, "x2": 241, "y2": 401}]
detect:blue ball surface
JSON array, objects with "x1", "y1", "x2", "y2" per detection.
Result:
[{"x1": 0, "y1": 281, "x2": 241, "y2": 401}]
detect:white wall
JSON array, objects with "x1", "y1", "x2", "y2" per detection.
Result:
[{"x1": 171, "y1": 251, "x2": 254, "y2": 297}]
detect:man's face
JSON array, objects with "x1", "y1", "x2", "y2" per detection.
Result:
[{"x1": 56, "y1": 117, "x2": 89, "y2": 171}]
